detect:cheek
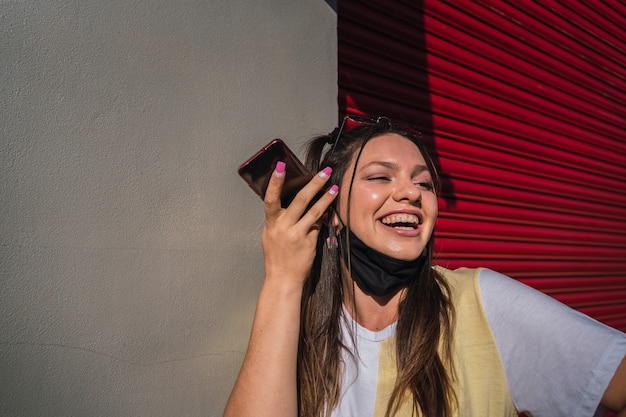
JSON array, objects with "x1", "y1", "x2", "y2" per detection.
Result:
[
  {"x1": 348, "y1": 186, "x2": 384, "y2": 213},
  {"x1": 363, "y1": 189, "x2": 384, "y2": 203},
  {"x1": 424, "y1": 194, "x2": 439, "y2": 218}
]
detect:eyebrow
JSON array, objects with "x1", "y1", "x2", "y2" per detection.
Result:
[{"x1": 360, "y1": 160, "x2": 430, "y2": 174}]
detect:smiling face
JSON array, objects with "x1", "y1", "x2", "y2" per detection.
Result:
[{"x1": 337, "y1": 133, "x2": 438, "y2": 261}]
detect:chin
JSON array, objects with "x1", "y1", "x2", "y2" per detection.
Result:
[
  {"x1": 400, "y1": 254, "x2": 424, "y2": 262},
  {"x1": 385, "y1": 249, "x2": 425, "y2": 262}
]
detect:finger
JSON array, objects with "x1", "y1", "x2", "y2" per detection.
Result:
[
  {"x1": 284, "y1": 166, "x2": 333, "y2": 221},
  {"x1": 264, "y1": 161, "x2": 286, "y2": 219},
  {"x1": 298, "y1": 184, "x2": 339, "y2": 227}
]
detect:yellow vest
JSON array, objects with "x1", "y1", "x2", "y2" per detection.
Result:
[{"x1": 372, "y1": 267, "x2": 519, "y2": 417}]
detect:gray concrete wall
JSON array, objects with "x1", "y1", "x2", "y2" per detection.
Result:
[{"x1": 0, "y1": 1, "x2": 337, "y2": 415}]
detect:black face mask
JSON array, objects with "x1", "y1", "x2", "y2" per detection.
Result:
[{"x1": 338, "y1": 228, "x2": 426, "y2": 296}]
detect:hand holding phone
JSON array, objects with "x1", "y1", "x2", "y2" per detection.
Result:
[{"x1": 238, "y1": 139, "x2": 316, "y2": 208}]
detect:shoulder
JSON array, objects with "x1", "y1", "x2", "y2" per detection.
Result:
[
  {"x1": 433, "y1": 266, "x2": 488, "y2": 309},
  {"x1": 433, "y1": 265, "x2": 480, "y2": 291},
  {"x1": 435, "y1": 266, "x2": 562, "y2": 313}
]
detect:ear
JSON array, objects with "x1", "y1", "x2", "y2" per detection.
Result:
[{"x1": 331, "y1": 211, "x2": 343, "y2": 231}]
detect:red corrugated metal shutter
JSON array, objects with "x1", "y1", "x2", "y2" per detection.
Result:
[{"x1": 338, "y1": 1, "x2": 626, "y2": 331}]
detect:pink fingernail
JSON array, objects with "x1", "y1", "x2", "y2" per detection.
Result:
[
  {"x1": 275, "y1": 161, "x2": 286, "y2": 178},
  {"x1": 319, "y1": 166, "x2": 332, "y2": 179},
  {"x1": 329, "y1": 184, "x2": 339, "y2": 195}
]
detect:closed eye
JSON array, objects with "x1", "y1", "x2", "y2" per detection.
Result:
[{"x1": 415, "y1": 181, "x2": 434, "y2": 191}]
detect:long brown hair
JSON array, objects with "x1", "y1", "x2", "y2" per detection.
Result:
[{"x1": 298, "y1": 122, "x2": 456, "y2": 417}]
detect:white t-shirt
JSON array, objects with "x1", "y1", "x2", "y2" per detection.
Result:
[
  {"x1": 479, "y1": 268, "x2": 626, "y2": 417},
  {"x1": 331, "y1": 268, "x2": 626, "y2": 417}
]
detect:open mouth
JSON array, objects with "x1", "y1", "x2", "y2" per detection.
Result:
[{"x1": 381, "y1": 213, "x2": 420, "y2": 230}]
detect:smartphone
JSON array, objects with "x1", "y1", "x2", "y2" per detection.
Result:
[{"x1": 238, "y1": 139, "x2": 315, "y2": 208}]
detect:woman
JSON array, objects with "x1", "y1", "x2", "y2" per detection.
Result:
[{"x1": 224, "y1": 116, "x2": 626, "y2": 417}]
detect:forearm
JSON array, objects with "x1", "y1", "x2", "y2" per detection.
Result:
[
  {"x1": 224, "y1": 277, "x2": 303, "y2": 417},
  {"x1": 601, "y1": 355, "x2": 626, "y2": 416},
  {"x1": 224, "y1": 159, "x2": 335, "y2": 417}
]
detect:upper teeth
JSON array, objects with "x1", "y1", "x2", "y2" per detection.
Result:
[{"x1": 382, "y1": 214, "x2": 420, "y2": 226}]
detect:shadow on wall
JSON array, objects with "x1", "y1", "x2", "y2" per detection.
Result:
[{"x1": 337, "y1": 0, "x2": 456, "y2": 207}]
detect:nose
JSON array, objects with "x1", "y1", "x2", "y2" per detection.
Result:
[{"x1": 392, "y1": 177, "x2": 422, "y2": 204}]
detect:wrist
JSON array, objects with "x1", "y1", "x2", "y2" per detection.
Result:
[{"x1": 261, "y1": 272, "x2": 306, "y2": 297}]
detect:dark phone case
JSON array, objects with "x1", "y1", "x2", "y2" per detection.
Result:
[{"x1": 238, "y1": 139, "x2": 313, "y2": 207}]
